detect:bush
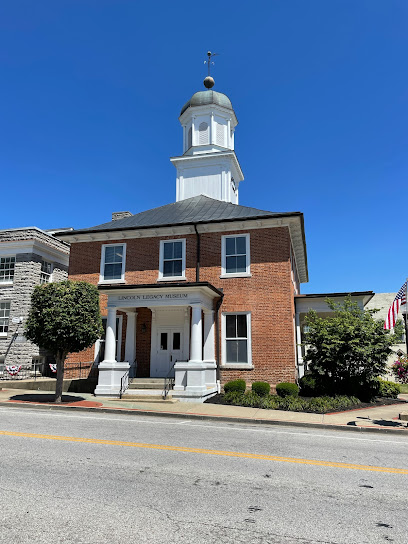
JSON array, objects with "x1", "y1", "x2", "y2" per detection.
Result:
[
  {"x1": 299, "y1": 374, "x2": 317, "y2": 396},
  {"x1": 276, "y1": 382, "x2": 299, "y2": 398},
  {"x1": 223, "y1": 391, "x2": 245, "y2": 404},
  {"x1": 378, "y1": 379, "x2": 400, "y2": 399},
  {"x1": 251, "y1": 381, "x2": 270, "y2": 396},
  {"x1": 224, "y1": 379, "x2": 246, "y2": 394}
]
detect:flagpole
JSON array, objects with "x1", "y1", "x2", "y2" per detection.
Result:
[{"x1": 404, "y1": 278, "x2": 408, "y2": 356}]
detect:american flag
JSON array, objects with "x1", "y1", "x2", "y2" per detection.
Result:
[{"x1": 384, "y1": 282, "x2": 407, "y2": 330}]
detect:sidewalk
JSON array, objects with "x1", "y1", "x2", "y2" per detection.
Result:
[{"x1": 0, "y1": 387, "x2": 407, "y2": 434}]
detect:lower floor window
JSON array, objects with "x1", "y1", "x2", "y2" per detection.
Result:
[
  {"x1": 223, "y1": 312, "x2": 251, "y2": 365},
  {"x1": 0, "y1": 302, "x2": 10, "y2": 335}
]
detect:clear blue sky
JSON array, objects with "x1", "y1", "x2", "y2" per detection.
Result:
[{"x1": 1, "y1": 1, "x2": 407, "y2": 294}]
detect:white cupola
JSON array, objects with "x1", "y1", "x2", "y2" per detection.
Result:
[{"x1": 170, "y1": 79, "x2": 244, "y2": 204}]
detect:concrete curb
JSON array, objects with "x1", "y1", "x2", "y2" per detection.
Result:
[{"x1": 1, "y1": 401, "x2": 407, "y2": 435}]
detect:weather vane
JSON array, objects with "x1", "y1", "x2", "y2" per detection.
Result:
[{"x1": 203, "y1": 51, "x2": 218, "y2": 89}]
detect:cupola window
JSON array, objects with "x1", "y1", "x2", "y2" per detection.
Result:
[{"x1": 187, "y1": 127, "x2": 192, "y2": 149}]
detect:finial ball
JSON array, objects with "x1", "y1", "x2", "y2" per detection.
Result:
[{"x1": 203, "y1": 76, "x2": 215, "y2": 89}]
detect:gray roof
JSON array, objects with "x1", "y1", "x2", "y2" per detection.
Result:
[
  {"x1": 180, "y1": 90, "x2": 233, "y2": 116},
  {"x1": 68, "y1": 195, "x2": 302, "y2": 235}
]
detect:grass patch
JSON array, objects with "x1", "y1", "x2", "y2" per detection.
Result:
[{"x1": 399, "y1": 384, "x2": 408, "y2": 394}]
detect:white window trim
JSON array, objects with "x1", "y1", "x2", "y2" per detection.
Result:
[
  {"x1": 220, "y1": 233, "x2": 251, "y2": 278},
  {"x1": 0, "y1": 300, "x2": 11, "y2": 337},
  {"x1": 221, "y1": 311, "x2": 253, "y2": 369},
  {"x1": 158, "y1": 239, "x2": 186, "y2": 281},
  {"x1": 40, "y1": 260, "x2": 53, "y2": 284},
  {"x1": 94, "y1": 315, "x2": 123, "y2": 363},
  {"x1": 0, "y1": 255, "x2": 16, "y2": 286},
  {"x1": 99, "y1": 243, "x2": 127, "y2": 284}
]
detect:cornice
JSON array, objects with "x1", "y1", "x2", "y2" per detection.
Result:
[
  {"x1": 59, "y1": 215, "x2": 308, "y2": 283},
  {"x1": 170, "y1": 151, "x2": 244, "y2": 181}
]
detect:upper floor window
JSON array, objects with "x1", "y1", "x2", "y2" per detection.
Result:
[
  {"x1": 40, "y1": 260, "x2": 52, "y2": 284},
  {"x1": 221, "y1": 234, "x2": 251, "y2": 277},
  {"x1": 159, "y1": 239, "x2": 186, "y2": 281},
  {"x1": 0, "y1": 257, "x2": 15, "y2": 283},
  {"x1": 100, "y1": 244, "x2": 126, "y2": 283},
  {"x1": 0, "y1": 301, "x2": 10, "y2": 336}
]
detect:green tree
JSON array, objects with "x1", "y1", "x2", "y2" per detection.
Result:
[
  {"x1": 303, "y1": 297, "x2": 402, "y2": 398},
  {"x1": 25, "y1": 280, "x2": 103, "y2": 403}
]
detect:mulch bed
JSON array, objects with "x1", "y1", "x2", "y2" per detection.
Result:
[
  {"x1": 205, "y1": 394, "x2": 407, "y2": 413},
  {"x1": 6, "y1": 393, "x2": 102, "y2": 408}
]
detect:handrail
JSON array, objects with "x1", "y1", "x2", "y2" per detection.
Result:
[
  {"x1": 119, "y1": 370, "x2": 129, "y2": 399},
  {"x1": 163, "y1": 360, "x2": 176, "y2": 399}
]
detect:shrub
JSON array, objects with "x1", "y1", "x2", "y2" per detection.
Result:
[
  {"x1": 276, "y1": 382, "x2": 299, "y2": 398},
  {"x1": 223, "y1": 391, "x2": 245, "y2": 405},
  {"x1": 224, "y1": 379, "x2": 246, "y2": 393},
  {"x1": 299, "y1": 374, "x2": 317, "y2": 396},
  {"x1": 378, "y1": 379, "x2": 401, "y2": 399},
  {"x1": 251, "y1": 381, "x2": 270, "y2": 396},
  {"x1": 240, "y1": 391, "x2": 262, "y2": 407},
  {"x1": 391, "y1": 357, "x2": 408, "y2": 384}
]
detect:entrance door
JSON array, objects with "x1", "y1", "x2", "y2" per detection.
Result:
[{"x1": 151, "y1": 328, "x2": 183, "y2": 377}]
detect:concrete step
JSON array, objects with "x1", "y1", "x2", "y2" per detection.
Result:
[
  {"x1": 129, "y1": 378, "x2": 165, "y2": 384},
  {"x1": 128, "y1": 382, "x2": 166, "y2": 390},
  {"x1": 120, "y1": 389, "x2": 176, "y2": 403}
]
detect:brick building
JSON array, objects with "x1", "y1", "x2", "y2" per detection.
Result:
[
  {"x1": 0, "y1": 227, "x2": 70, "y2": 377},
  {"x1": 58, "y1": 82, "x2": 308, "y2": 401}
]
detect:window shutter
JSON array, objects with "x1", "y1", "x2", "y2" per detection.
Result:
[
  {"x1": 198, "y1": 122, "x2": 209, "y2": 145},
  {"x1": 216, "y1": 122, "x2": 225, "y2": 147}
]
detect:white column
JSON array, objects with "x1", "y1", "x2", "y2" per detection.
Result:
[
  {"x1": 203, "y1": 310, "x2": 215, "y2": 361},
  {"x1": 95, "y1": 303, "x2": 129, "y2": 397},
  {"x1": 295, "y1": 312, "x2": 304, "y2": 378},
  {"x1": 124, "y1": 311, "x2": 137, "y2": 364},
  {"x1": 192, "y1": 116, "x2": 196, "y2": 147},
  {"x1": 210, "y1": 112, "x2": 215, "y2": 145},
  {"x1": 104, "y1": 306, "x2": 117, "y2": 362},
  {"x1": 190, "y1": 303, "x2": 202, "y2": 362}
]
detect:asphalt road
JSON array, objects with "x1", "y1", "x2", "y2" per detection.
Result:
[{"x1": 0, "y1": 408, "x2": 407, "y2": 544}]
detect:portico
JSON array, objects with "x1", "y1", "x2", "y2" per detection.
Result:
[{"x1": 94, "y1": 282, "x2": 222, "y2": 401}]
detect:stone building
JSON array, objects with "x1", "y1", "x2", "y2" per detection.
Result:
[
  {"x1": 57, "y1": 81, "x2": 308, "y2": 401},
  {"x1": 0, "y1": 227, "x2": 70, "y2": 377}
]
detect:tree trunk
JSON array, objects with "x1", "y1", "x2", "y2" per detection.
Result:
[{"x1": 55, "y1": 352, "x2": 66, "y2": 403}]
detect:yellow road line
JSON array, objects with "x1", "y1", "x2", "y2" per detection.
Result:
[{"x1": 1, "y1": 430, "x2": 407, "y2": 474}]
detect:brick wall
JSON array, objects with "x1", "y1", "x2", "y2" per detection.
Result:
[{"x1": 67, "y1": 226, "x2": 297, "y2": 388}]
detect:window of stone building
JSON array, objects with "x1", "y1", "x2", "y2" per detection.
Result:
[
  {"x1": 222, "y1": 312, "x2": 252, "y2": 366},
  {"x1": 40, "y1": 260, "x2": 53, "y2": 284},
  {"x1": 100, "y1": 244, "x2": 126, "y2": 283},
  {"x1": 221, "y1": 234, "x2": 251, "y2": 277},
  {"x1": 158, "y1": 239, "x2": 186, "y2": 281},
  {"x1": 0, "y1": 356, "x2": 4, "y2": 375},
  {"x1": 0, "y1": 257, "x2": 15, "y2": 283},
  {"x1": 0, "y1": 302, "x2": 11, "y2": 336}
]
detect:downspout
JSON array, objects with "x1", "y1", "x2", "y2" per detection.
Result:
[
  {"x1": 215, "y1": 292, "x2": 224, "y2": 383},
  {"x1": 194, "y1": 224, "x2": 200, "y2": 282}
]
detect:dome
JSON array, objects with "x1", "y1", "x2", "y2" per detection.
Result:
[{"x1": 180, "y1": 90, "x2": 233, "y2": 116}]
